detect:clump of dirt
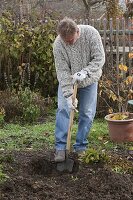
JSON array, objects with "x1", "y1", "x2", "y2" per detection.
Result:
[{"x1": 0, "y1": 150, "x2": 133, "y2": 200}]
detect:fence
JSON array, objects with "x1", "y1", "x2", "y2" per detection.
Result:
[{"x1": 76, "y1": 17, "x2": 133, "y2": 75}]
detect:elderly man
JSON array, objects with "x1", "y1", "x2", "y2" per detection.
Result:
[{"x1": 53, "y1": 17, "x2": 105, "y2": 162}]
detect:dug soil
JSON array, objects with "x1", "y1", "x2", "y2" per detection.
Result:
[{"x1": 0, "y1": 149, "x2": 133, "y2": 200}]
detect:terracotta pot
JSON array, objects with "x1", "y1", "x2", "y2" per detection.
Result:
[{"x1": 105, "y1": 113, "x2": 133, "y2": 142}]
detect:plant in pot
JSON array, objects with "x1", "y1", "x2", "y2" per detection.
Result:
[{"x1": 99, "y1": 61, "x2": 133, "y2": 142}]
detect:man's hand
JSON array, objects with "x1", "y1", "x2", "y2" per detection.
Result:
[
  {"x1": 72, "y1": 70, "x2": 88, "y2": 83},
  {"x1": 66, "y1": 95, "x2": 78, "y2": 110}
]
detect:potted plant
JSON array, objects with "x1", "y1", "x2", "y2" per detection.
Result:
[{"x1": 99, "y1": 60, "x2": 133, "y2": 142}]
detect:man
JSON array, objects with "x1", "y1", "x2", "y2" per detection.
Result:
[{"x1": 53, "y1": 17, "x2": 105, "y2": 162}]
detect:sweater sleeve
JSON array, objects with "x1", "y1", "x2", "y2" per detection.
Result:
[
  {"x1": 53, "y1": 41, "x2": 73, "y2": 98},
  {"x1": 83, "y1": 27, "x2": 105, "y2": 77}
]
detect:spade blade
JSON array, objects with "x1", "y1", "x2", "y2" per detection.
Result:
[{"x1": 56, "y1": 158, "x2": 74, "y2": 173}]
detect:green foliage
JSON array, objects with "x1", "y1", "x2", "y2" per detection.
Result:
[
  {"x1": 79, "y1": 148, "x2": 109, "y2": 164},
  {"x1": 18, "y1": 87, "x2": 40, "y2": 123},
  {"x1": 0, "y1": 11, "x2": 57, "y2": 97},
  {"x1": 0, "y1": 62, "x2": 53, "y2": 123},
  {"x1": 0, "y1": 88, "x2": 49, "y2": 124},
  {"x1": 112, "y1": 166, "x2": 125, "y2": 174}
]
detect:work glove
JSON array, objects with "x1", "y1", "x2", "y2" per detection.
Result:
[
  {"x1": 72, "y1": 70, "x2": 88, "y2": 84},
  {"x1": 66, "y1": 95, "x2": 78, "y2": 110}
]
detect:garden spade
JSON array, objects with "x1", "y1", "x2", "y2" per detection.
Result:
[{"x1": 56, "y1": 83, "x2": 78, "y2": 173}]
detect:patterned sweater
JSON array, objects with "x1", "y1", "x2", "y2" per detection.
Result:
[{"x1": 53, "y1": 25, "x2": 105, "y2": 98}]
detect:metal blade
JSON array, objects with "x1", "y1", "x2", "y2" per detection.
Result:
[{"x1": 56, "y1": 158, "x2": 74, "y2": 172}]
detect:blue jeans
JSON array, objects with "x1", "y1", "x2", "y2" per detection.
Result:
[{"x1": 55, "y1": 82, "x2": 98, "y2": 151}]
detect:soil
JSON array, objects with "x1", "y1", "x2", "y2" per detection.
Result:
[{"x1": 0, "y1": 149, "x2": 133, "y2": 200}]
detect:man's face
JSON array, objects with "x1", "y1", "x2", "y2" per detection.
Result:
[{"x1": 62, "y1": 29, "x2": 80, "y2": 45}]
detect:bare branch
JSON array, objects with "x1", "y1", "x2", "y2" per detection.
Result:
[
  {"x1": 90, "y1": 0, "x2": 103, "y2": 7},
  {"x1": 82, "y1": 0, "x2": 89, "y2": 9},
  {"x1": 82, "y1": 0, "x2": 103, "y2": 8}
]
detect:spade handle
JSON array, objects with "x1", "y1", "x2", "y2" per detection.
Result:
[{"x1": 66, "y1": 83, "x2": 78, "y2": 152}]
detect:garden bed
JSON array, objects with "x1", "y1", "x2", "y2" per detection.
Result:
[{"x1": 0, "y1": 149, "x2": 133, "y2": 200}]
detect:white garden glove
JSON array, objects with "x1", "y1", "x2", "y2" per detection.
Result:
[
  {"x1": 66, "y1": 95, "x2": 78, "y2": 110},
  {"x1": 72, "y1": 70, "x2": 88, "y2": 84}
]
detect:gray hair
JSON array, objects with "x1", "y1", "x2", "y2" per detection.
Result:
[{"x1": 57, "y1": 17, "x2": 78, "y2": 39}]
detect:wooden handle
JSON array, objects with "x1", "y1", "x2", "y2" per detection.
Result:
[{"x1": 66, "y1": 84, "x2": 78, "y2": 152}]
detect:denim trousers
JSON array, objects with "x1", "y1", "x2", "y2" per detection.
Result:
[{"x1": 55, "y1": 82, "x2": 98, "y2": 151}]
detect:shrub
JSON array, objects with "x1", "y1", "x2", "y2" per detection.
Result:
[
  {"x1": 18, "y1": 87, "x2": 40, "y2": 123},
  {"x1": 0, "y1": 11, "x2": 58, "y2": 97},
  {"x1": 79, "y1": 148, "x2": 109, "y2": 164},
  {"x1": 99, "y1": 63, "x2": 133, "y2": 113},
  {"x1": 0, "y1": 91, "x2": 22, "y2": 122},
  {"x1": 0, "y1": 89, "x2": 51, "y2": 123}
]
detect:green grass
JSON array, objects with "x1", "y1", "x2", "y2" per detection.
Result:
[
  {"x1": 0, "y1": 117, "x2": 132, "y2": 151},
  {"x1": 0, "y1": 122, "x2": 55, "y2": 150},
  {"x1": 92, "y1": 119, "x2": 132, "y2": 150}
]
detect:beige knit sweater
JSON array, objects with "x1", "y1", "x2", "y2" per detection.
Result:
[{"x1": 53, "y1": 25, "x2": 105, "y2": 98}]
